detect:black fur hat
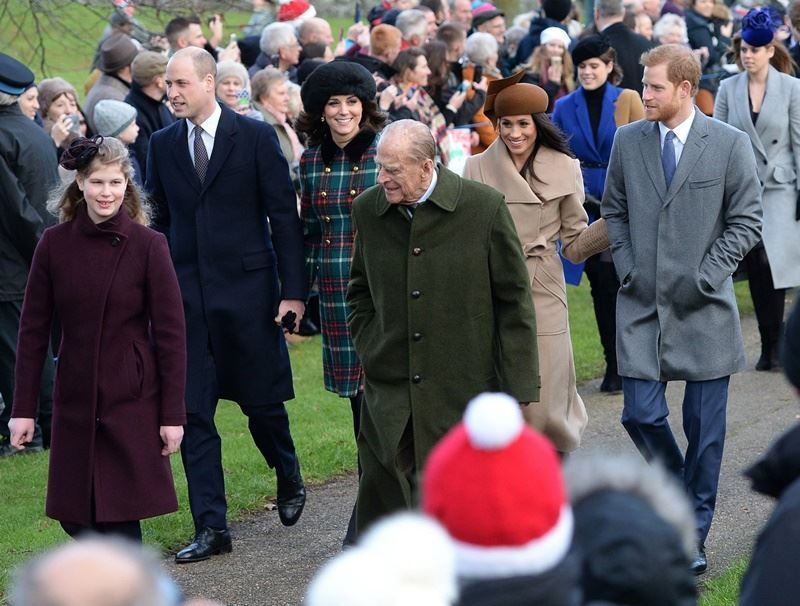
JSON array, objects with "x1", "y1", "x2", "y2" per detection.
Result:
[
  {"x1": 570, "y1": 35, "x2": 612, "y2": 67},
  {"x1": 541, "y1": 0, "x2": 572, "y2": 22},
  {"x1": 300, "y1": 60, "x2": 377, "y2": 117}
]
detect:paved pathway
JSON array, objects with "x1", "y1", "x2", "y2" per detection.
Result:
[{"x1": 165, "y1": 313, "x2": 798, "y2": 605}]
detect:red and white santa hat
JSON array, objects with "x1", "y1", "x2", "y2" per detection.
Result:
[
  {"x1": 278, "y1": 0, "x2": 317, "y2": 25},
  {"x1": 422, "y1": 392, "x2": 573, "y2": 579}
]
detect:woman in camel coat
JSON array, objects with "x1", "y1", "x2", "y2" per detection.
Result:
[{"x1": 464, "y1": 73, "x2": 608, "y2": 453}]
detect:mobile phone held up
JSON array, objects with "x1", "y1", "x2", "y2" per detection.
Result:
[{"x1": 67, "y1": 114, "x2": 81, "y2": 134}]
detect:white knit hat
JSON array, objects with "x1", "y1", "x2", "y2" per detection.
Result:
[
  {"x1": 540, "y1": 26, "x2": 572, "y2": 48},
  {"x1": 422, "y1": 392, "x2": 573, "y2": 580},
  {"x1": 305, "y1": 513, "x2": 458, "y2": 606},
  {"x1": 93, "y1": 99, "x2": 137, "y2": 137}
]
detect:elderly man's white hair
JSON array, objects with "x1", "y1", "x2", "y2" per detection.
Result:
[
  {"x1": 653, "y1": 13, "x2": 689, "y2": 44},
  {"x1": 259, "y1": 22, "x2": 297, "y2": 57},
  {"x1": 465, "y1": 32, "x2": 499, "y2": 67},
  {"x1": 564, "y1": 453, "x2": 697, "y2": 558},
  {"x1": 305, "y1": 513, "x2": 458, "y2": 606},
  {"x1": 379, "y1": 119, "x2": 436, "y2": 163},
  {"x1": 296, "y1": 17, "x2": 331, "y2": 45},
  {"x1": 0, "y1": 91, "x2": 20, "y2": 106},
  {"x1": 396, "y1": 9, "x2": 429, "y2": 42},
  {"x1": 595, "y1": 0, "x2": 625, "y2": 18},
  {"x1": 9, "y1": 536, "x2": 179, "y2": 606}
]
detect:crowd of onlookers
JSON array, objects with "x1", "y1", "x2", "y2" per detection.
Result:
[{"x1": 17, "y1": 0, "x2": 800, "y2": 189}]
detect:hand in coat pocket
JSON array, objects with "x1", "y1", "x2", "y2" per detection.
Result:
[{"x1": 675, "y1": 271, "x2": 715, "y2": 309}]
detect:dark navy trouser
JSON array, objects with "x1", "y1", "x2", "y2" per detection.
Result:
[
  {"x1": 622, "y1": 376, "x2": 729, "y2": 545},
  {"x1": 180, "y1": 341, "x2": 300, "y2": 532}
]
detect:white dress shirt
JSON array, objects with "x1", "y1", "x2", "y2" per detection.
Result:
[
  {"x1": 187, "y1": 103, "x2": 222, "y2": 163},
  {"x1": 404, "y1": 169, "x2": 438, "y2": 219},
  {"x1": 659, "y1": 107, "x2": 696, "y2": 165}
]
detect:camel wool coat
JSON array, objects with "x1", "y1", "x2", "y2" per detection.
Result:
[
  {"x1": 13, "y1": 205, "x2": 187, "y2": 526},
  {"x1": 464, "y1": 140, "x2": 608, "y2": 451}
]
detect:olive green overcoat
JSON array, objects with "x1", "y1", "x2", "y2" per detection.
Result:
[{"x1": 347, "y1": 165, "x2": 540, "y2": 532}]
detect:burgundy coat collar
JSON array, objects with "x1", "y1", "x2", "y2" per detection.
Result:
[{"x1": 74, "y1": 201, "x2": 134, "y2": 239}]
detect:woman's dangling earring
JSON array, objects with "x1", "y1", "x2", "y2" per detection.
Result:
[{"x1": 321, "y1": 116, "x2": 325, "y2": 123}]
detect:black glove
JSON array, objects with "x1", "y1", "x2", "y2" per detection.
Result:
[
  {"x1": 796, "y1": 190, "x2": 800, "y2": 221},
  {"x1": 583, "y1": 193, "x2": 602, "y2": 218},
  {"x1": 280, "y1": 311, "x2": 297, "y2": 334}
]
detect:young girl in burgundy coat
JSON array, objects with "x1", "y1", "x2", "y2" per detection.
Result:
[{"x1": 9, "y1": 136, "x2": 187, "y2": 542}]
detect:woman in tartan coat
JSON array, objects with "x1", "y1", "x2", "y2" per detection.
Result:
[{"x1": 297, "y1": 61, "x2": 386, "y2": 542}]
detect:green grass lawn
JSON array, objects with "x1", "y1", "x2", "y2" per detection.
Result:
[
  {"x1": 0, "y1": 280, "x2": 755, "y2": 601},
  {"x1": 699, "y1": 559, "x2": 749, "y2": 606}
]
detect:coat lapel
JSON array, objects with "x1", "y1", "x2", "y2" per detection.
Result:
[
  {"x1": 574, "y1": 89, "x2": 599, "y2": 159},
  {"x1": 479, "y1": 137, "x2": 540, "y2": 202},
  {"x1": 201, "y1": 105, "x2": 237, "y2": 193},
  {"x1": 172, "y1": 120, "x2": 201, "y2": 192},
  {"x1": 733, "y1": 73, "x2": 767, "y2": 160},
  {"x1": 639, "y1": 121, "x2": 666, "y2": 202},
  {"x1": 755, "y1": 66, "x2": 780, "y2": 141},
  {"x1": 598, "y1": 85, "x2": 620, "y2": 158},
  {"x1": 663, "y1": 111, "x2": 708, "y2": 208}
]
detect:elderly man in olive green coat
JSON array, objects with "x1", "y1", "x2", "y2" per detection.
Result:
[{"x1": 347, "y1": 120, "x2": 541, "y2": 534}]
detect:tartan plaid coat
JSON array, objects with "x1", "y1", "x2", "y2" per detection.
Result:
[{"x1": 300, "y1": 129, "x2": 380, "y2": 397}]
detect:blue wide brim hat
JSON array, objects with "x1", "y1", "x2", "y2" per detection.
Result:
[
  {"x1": 741, "y1": 7, "x2": 778, "y2": 47},
  {"x1": 0, "y1": 52, "x2": 34, "y2": 95}
]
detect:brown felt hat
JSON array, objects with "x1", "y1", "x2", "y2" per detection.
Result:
[
  {"x1": 484, "y1": 70, "x2": 549, "y2": 123},
  {"x1": 99, "y1": 32, "x2": 139, "y2": 74}
]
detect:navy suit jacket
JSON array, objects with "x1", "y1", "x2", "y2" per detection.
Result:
[{"x1": 145, "y1": 103, "x2": 306, "y2": 409}]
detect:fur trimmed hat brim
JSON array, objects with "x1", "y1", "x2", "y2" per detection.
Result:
[{"x1": 300, "y1": 60, "x2": 376, "y2": 117}]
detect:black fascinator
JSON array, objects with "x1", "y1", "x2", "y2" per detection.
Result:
[{"x1": 59, "y1": 136, "x2": 104, "y2": 171}]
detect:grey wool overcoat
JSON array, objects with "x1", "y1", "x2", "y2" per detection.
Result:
[
  {"x1": 347, "y1": 165, "x2": 540, "y2": 532},
  {"x1": 601, "y1": 111, "x2": 762, "y2": 382},
  {"x1": 714, "y1": 65, "x2": 800, "y2": 289}
]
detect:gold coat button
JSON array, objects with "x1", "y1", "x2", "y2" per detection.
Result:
[
  {"x1": 324, "y1": 167, "x2": 332, "y2": 173},
  {"x1": 352, "y1": 166, "x2": 359, "y2": 172},
  {"x1": 324, "y1": 239, "x2": 331, "y2": 246},
  {"x1": 412, "y1": 247, "x2": 422, "y2": 256},
  {"x1": 350, "y1": 189, "x2": 357, "y2": 196},
  {"x1": 321, "y1": 191, "x2": 327, "y2": 198},
  {"x1": 323, "y1": 215, "x2": 331, "y2": 223}
]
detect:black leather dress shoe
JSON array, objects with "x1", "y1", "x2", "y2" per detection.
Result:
[
  {"x1": 690, "y1": 544, "x2": 707, "y2": 575},
  {"x1": 277, "y1": 476, "x2": 306, "y2": 527},
  {"x1": 600, "y1": 370, "x2": 622, "y2": 393},
  {"x1": 175, "y1": 527, "x2": 232, "y2": 563}
]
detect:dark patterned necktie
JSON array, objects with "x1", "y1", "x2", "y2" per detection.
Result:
[
  {"x1": 662, "y1": 130, "x2": 676, "y2": 189},
  {"x1": 193, "y1": 125, "x2": 209, "y2": 183}
]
